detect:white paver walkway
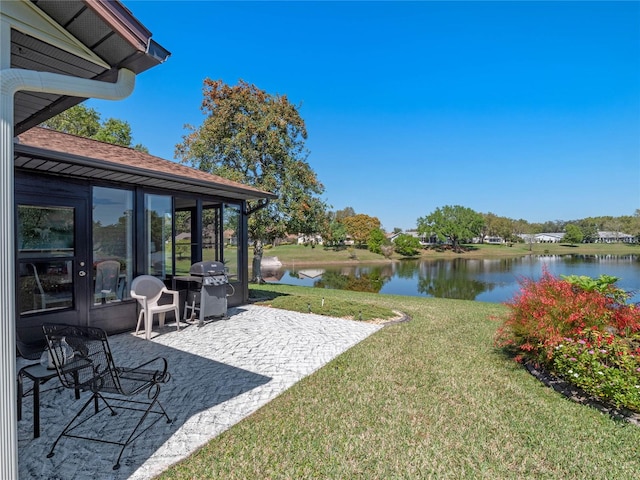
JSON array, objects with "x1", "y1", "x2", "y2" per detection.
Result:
[{"x1": 17, "y1": 304, "x2": 381, "y2": 479}]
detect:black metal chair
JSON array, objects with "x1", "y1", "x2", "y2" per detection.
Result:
[{"x1": 43, "y1": 324, "x2": 173, "y2": 470}]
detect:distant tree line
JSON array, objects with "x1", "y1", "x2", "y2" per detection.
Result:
[{"x1": 313, "y1": 205, "x2": 640, "y2": 258}]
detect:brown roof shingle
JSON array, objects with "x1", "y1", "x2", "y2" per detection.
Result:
[{"x1": 16, "y1": 127, "x2": 275, "y2": 201}]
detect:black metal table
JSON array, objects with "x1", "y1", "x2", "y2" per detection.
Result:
[{"x1": 17, "y1": 362, "x2": 83, "y2": 438}]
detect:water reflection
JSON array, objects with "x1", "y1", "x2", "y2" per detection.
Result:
[
  {"x1": 257, "y1": 254, "x2": 640, "y2": 303},
  {"x1": 315, "y1": 270, "x2": 388, "y2": 293},
  {"x1": 416, "y1": 259, "x2": 495, "y2": 300}
]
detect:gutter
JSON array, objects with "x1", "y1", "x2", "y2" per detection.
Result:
[
  {"x1": 85, "y1": 1, "x2": 171, "y2": 65},
  {"x1": 1, "y1": 67, "x2": 135, "y2": 100}
]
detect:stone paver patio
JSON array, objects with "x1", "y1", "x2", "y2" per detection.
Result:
[{"x1": 17, "y1": 304, "x2": 381, "y2": 479}]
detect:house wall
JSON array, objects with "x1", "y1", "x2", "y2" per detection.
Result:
[{"x1": 15, "y1": 169, "x2": 249, "y2": 344}]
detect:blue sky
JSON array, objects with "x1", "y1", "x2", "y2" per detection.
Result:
[{"x1": 87, "y1": 1, "x2": 640, "y2": 231}]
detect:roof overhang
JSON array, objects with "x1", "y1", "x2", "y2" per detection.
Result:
[
  {"x1": 13, "y1": 141, "x2": 277, "y2": 202},
  {"x1": 7, "y1": 0, "x2": 170, "y2": 134}
]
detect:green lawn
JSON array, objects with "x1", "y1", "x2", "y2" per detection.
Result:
[
  {"x1": 254, "y1": 242, "x2": 639, "y2": 265},
  {"x1": 157, "y1": 284, "x2": 640, "y2": 479}
]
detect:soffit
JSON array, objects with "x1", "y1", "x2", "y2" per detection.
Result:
[{"x1": 8, "y1": 0, "x2": 170, "y2": 135}]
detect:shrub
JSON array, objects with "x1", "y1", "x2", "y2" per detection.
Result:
[
  {"x1": 552, "y1": 328, "x2": 640, "y2": 411},
  {"x1": 495, "y1": 269, "x2": 640, "y2": 412},
  {"x1": 393, "y1": 234, "x2": 422, "y2": 257},
  {"x1": 367, "y1": 228, "x2": 388, "y2": 255}
]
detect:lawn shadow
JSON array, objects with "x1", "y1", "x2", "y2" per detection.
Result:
[{"x1": 248, "y1": 287, "x2": 292, "y2": 303}]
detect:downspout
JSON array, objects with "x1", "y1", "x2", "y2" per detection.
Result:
[
  {"x1": 0, "y1": 58, "x2": 135, "y2": 479},
  {"x1": 244, "y1": 198, "x2": 270, "y2": 216}
]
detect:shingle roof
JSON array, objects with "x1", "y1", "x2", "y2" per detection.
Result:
[{"x1": 15, "y1": 127, "x2": 276, "y2": 201}]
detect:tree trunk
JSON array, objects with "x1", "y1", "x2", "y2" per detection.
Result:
[
  {"x1": 251, "y1": 239, "x2": 264, "y2": 284},
  {"x1": 452, "y1": 237, "x2": 462, "y2": 253}
]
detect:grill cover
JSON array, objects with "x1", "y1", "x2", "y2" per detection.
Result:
[{"x1": 189, "y1": 261, "x2": 226, "y2": 276}]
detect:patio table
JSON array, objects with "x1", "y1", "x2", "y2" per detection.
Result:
[{"x1": 17, "y1": 361, "x2": 84, "y2": 438}]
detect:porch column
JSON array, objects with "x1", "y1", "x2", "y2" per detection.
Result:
[{"x1": 0, "y1": 15, "x2": 18, "y2": 480}]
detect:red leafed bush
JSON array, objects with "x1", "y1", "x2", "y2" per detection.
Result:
[
  {"x1": 495, "y1": 269, "x2": 640, "y2": 412},
  {"x1": 495, "y1": 269, "x2": 640, "y2": 364}
]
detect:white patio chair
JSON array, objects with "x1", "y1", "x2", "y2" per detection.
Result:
[
  {"x1": 94, "y1": 260, "x2": 121, "y2": 304},
  {"x1": 130, "y1": 275, "x2": 180, "y2": 340}
]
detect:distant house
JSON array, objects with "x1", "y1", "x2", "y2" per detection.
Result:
[
  {"x1": 517, "y1": 230, "x2": 636, "y2": 244},
  {"x1": 484, "y1": 236, "x2": 505, "y2": 244},
  {"x1": 517, "y1": 233, "x2": 565, "y2": 243},
  {"x1": 536, "y1": 233, "x2": 566, "y2": 243},
  {"x1": 297, "y1": 234, "x2": 323, "y2": 245},
  {"x1": 595, "y1": 231, "x2": 635, "y2": 244},
  {"x1": 389, "y1": 230, "x2": 437, "y2": 245}
]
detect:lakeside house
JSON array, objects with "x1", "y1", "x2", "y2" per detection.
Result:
[
  {"x1": 518, "y1": 232, "x2": 566, "y2": 243},
  {"x1": 389, "y1": 230, "x2": 438, "y2": 245},
  {"x1": 518, "y1": 231, "x2": 637, "y2": 244},
  {"x1": 595, "y1": 231, "x2": 635, "y2": 243},
  {"x1": 298, "y1": 234, "x2": 324, "y2": 245}
]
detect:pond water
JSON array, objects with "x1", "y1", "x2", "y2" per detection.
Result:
[{"x1": 258, "y1": 254, "x2": 640, "y2": 304}]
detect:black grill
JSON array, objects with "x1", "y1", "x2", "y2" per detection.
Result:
[{"x1": 187, "y1": 261, "x2": 229, "y2": 324}]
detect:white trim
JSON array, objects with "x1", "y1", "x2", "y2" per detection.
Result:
[{"x1": 1, "y1": 0, "x2": 110, "y2": 69}]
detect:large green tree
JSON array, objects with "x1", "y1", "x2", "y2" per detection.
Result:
[
  {"x1": 41, "y1": 104, "x2": 101, "y2": 137},
  {"x1": 367, "y1": 227, "x2": 388, "y2": 255},
  {"x1": 323, "y1": 212, "x2": 348, "y2": 248},
  {"x1": 175, "y1": 79, "x2": 325, "y2": 279},
  {"x1": 417, "y1": 205, "x2": 484, "y2": 252},
  {"x1": 481, "y1": 212, "x2": 517, "y2": 243},
  {"x1": 563, "y1": 224, "x2": 584, "y2": 245},
  {"x1": 632, "y1": 210, "x2": 640, "y2": 241},
  {"x1": 40, "y1": 104, "x2": 148, "y2": 151}
]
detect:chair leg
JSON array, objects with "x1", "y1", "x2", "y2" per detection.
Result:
[
  {"x1": 47, "y1": 392, "x2": 100, "y2": 459},
  {"x1": 112, "y1": 387, "x2": 172, "y2": 470},
  {"x1": 47, "y1": 392, "x2": 118, "y2": 461},
  {"x1": 174, "y1": 306, "x2": 180, "y2": 331},
  {"x1": 17, "y1": 371, "x2": 23, "y2": 421},
  {"x1": 135, "y1": 310, "x2": 144, "y2": 336},
  {"x1": 145, "y1": 309, "x2": 153, "y2": 340}
]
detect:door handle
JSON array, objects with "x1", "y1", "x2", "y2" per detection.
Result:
[{"x1": 78, "y1": 271, "x2": 87, "y2": 277}]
